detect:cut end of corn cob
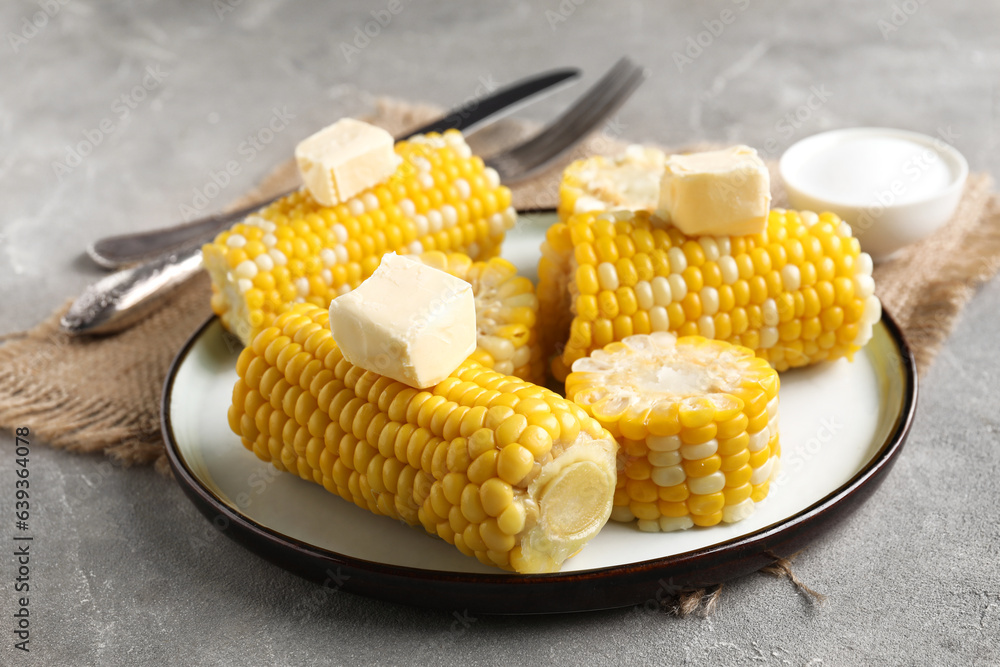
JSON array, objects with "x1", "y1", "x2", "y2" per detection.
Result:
[
  {"x1": 204, "y1": 129, "x2": 515, "y2": 345},
  {"x1": 540, "y1": 208, "x2": 881, "y2": 381},
  {"x1": 228, "y1": 303, "x2": 617, "y2": 573},
  {"x1": 558, "y1": 145, "x2": 665, "y2": 221},
  {"x1": 566, "y1": 332, "x2": 780, "y2": 531}
]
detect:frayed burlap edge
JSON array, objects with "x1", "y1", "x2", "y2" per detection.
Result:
[
  {"x1": 873, "y1": 179, "x2": 998, "y2": 373},
  {"x1": 0, "y1": 339, "x2": 163, "y2": 467},
  {"x1": 0, "y1": 273, "x2": 213, "y2": 476},
  {"x1": 670, "y1": 586, "x2": 726, "y2": 619},
  {"x1": 649, "y1": 552, "x2": 826, "y2": 619}
]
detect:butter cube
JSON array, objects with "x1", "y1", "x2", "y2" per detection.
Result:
[
  {"x1": 328, "y1": 253, "x2": 476, "y2": 389},
  {"x1": 656, "y1": 145, "x2": 771, "y2": 237},
  {"x1": 295, "y1": 118, "x2": 400, "y2": 207}
]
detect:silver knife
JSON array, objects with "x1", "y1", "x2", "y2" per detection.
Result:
[
  {"x1": 61, "y1": 68, "x2": 581, "y2": 335},
  {"x1": 86, "y1": 68, "x2": 580, "y2": 270}
]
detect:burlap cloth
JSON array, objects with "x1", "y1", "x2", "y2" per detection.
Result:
[{"x1": 2, "y1": 99, "x2": 998, "y2": 612}]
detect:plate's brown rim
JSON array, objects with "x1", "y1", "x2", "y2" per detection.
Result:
[{"x1": 163, "y1": 279, "x2": 916, "y2": 615}]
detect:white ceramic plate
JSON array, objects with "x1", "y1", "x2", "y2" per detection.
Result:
[{"x1": 163, "y1": 211, "x2": 916, "y2": 613}]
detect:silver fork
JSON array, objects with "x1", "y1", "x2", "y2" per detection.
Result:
[
  {"x1": 487, "y1": 57, "x2": 646, "y2": 183},
  {"x1": 60, "y1": 58, "x2": 647, "y2": 335}
]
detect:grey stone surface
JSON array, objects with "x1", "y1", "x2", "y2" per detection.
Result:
[{"x1": 1, "y1": 0, "x2": 998, "y2": 664}]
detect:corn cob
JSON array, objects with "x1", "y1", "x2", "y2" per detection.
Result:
[
  {"x1": 203, "y1": 130, "x2": 516, "y2": 345},
  {"x1": 229, "y1": 303, "x2": 618, "y2": 574},
  {"x1": 558, "y1": 145, "x2": 665, "y2": 221},
  {"x1": 539, "y1": 209, "x2": 881, "y2": 381},
  {"x1": 413, "y1": 252, "x2": 545, "y2": 384},
  {"x1": 566, "y1": 332, "x2": 780, "y2": 531}
]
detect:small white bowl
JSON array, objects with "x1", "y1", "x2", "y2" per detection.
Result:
[{"x1": 779, "y1": 127, "x2": 968, "y2": 262}]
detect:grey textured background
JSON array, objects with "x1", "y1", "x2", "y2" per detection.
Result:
[{"x1": 2, "y1": 1, "x2": 999, "y2": 665}]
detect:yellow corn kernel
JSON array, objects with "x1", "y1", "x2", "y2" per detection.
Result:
[
  {"x1": 691, "y1": 511, "x2": 723, "y2": 527},
  {"x1": 540, "y1": 208, "x2": 880, "y2": 380}
]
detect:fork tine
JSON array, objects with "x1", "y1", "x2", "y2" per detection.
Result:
[
  {"x1": 488, "y1": 63, "x2": 646, "y2": 181},
  {"x1": 514, "y1": 58, "x2": 634, "y2": 150},
  {"x1": 506, "y1": 66, "x2": 645, "y2": 167},
  {"x1": 507, "y1": 59, "x2": 639, "y2": 159},
  {"x1": 511, "y1": 66, "x2": 645, "y2": 165},
  {"x1": 486, "y1": 58, "x2": 647, "y2": 183},
  {"x1": 487, "y1": 59, "x2": 639, "y2": 175}
]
